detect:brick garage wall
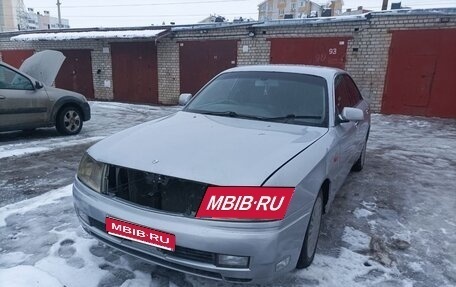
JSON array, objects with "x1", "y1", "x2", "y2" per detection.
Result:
[
  {"x1": 251, "y1": 20, "x2": 372, "y2": 106},
  {"x1": 237, "y1": 14, "x2": 456, "y2": 112},
  {"x1": 157, "y1": 13, "x2": 456, "y2": 110},
  {"x1": 157, "y1": 38, "x2": 180, "y2": 105},
  {"x1": 345, "y1": 14, "x2": 456, "y2": 112},
  {"x1": 0, "y1": 36, "x2": 114, "y2": 100},
  {"x1": 1, "y1": 12, "x2": 455, "y2": 111},
  {"x1": 237, "y1": 37, "x2": 271, "y2": 66},
  {"x1": 156, "y1": 26, "x2": 250, "y2": 104}
]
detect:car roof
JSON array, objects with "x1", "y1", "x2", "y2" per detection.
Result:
[{"x1": 222, "y1": 64, "x2": 345, "y2": 80}]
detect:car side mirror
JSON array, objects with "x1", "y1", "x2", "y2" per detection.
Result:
[
  {"x1": 340, "y1": 107, "x2": 364, "y2": 122},
  {"x1": 179, "y1": 93, "x2": 192, "y2": 106},
  {"x1": 35, "y1": 81, "x2": 44, "y2": 89}
]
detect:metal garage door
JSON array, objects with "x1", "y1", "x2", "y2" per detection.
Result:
[
  {"x1": 111, "y1": 42, "x2": 158, "y2": 104},
  {"x1": 179, "y1": 40, "x2": 238, "y2": 95},
  {"x1": 56, "y1": 49, "x2": 95, "y2": 99},
  {"x1": 269, "y1": 37, "x2": 349, "y2": 69},
  {"x1": 0, "y1": 49, "x2": 34, "y2": 68},
  {"x1": 382, "y1": 29, "x2": 456, "y2": 118}
]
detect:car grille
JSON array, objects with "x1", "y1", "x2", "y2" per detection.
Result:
[
  {"x1": 104, "y1": 165, "x2": 208, "y2": 217},
  {"x1": 162, "y1": 246, "x2": 215, "y2": 264},
  {"x1": 88, "y1": 217, "x2": 215, "y2": 265}
]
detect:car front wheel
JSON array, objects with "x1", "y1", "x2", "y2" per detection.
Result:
[
  {"x1": 56, "y1": 106, "x2": 83, "y2": 135},
  {"x1": 296, "y1": 190, "x2": 323, "y2": 269}
]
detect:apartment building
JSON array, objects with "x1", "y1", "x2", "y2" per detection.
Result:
[
  {"x1": 0, "y1": 0, "x2": 26, "y2": 31},
  {"x1": 258, "y1": 0, "x2": 345, "y2": 20},
  {"x1": 25, "y1": 8, "x2": 70, "y2": 30},
  {"x1": 0, "y1": 1, "x2": 69, "y2": 32},
  {"x1": 258, "y1": 0, "x2": 322, "y2": 20}
]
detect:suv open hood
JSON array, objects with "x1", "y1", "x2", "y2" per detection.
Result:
[{"x1": 19, "y1": 50, "x2": 65, "y2": 86}]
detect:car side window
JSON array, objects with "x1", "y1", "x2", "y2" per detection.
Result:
[
  {"x1": 344, "y1": 75, "x2": 363, "y2": 106},
  {"x1": 0, "y1": 65, "x2": 34, "y2": 90},
  {"x1": 334, "y1": 75, "x2": 351, "y2": 114}
]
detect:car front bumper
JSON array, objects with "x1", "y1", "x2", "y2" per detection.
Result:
[{"x1": 72, "y1": 178, "x2": 311, "y2": 284}]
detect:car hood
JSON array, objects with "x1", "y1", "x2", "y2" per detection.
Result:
[
  {"x1": 19, "y1": 50, "x2": 65, "y2": 86},
  {"x1": 88, "y1": 111, "x2": 328, "y2": 186}
]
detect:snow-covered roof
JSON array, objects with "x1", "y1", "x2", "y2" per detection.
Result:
[
  {"x1": 370, "y1": 7, "x2": 456, "y2": 16},
  {"x1": 10, "y1": 29, "x2": 167, "y2": 41},
  {"x1": 254, "y1": 8, "x2": 456, "y2": 28},
  {"x1": 170, "y1": 21, "x2": 257, "y2": 32},
  {"x1": 253, "y1": 13, "x2": 369, "y2": 28}
]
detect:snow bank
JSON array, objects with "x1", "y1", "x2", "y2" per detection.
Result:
[
  {"x1": 0, "y1": 252, "x2": 31, "y2": 268},
  {"x1": 11, "y1": 29, "x2": 166, "y2": 41},
  {"x1": 353, "y1": 208, "x2": 374, "y2": 219},
  {"x1": 0, "y1": 265, "x2": 63, "y2": 287},
  {"x1": 0, "y1": 185, "x2": 71, "y2": 227},
  {"x1": 34, "y1": 230, "x2": 109, "y2": 287},
  {"x1": 342, "y1": 226, "x2": 371, "y2": 251},
  {"x1": 299, "y1": 248, "x2": 392, "y2": 287},
  {"x1": 0, "y1": 147, "x2": 48, "y2": 159},
  {"x1": 0, "y1": 136, "x2": 104, "y2": 160}
]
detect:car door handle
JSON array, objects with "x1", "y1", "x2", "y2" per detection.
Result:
[{"x1": 0, "y1": 95, "x2": 5, "y2": 100}]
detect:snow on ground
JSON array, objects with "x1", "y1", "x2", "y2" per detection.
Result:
[
  {"x1": 0, "y1": 265, "x2": 63, "y2": 287},
  {"x1": 1, "y1": 104, "x2": 455, "y2": 287},
  {"x1": 0, "y1": 137, "x2": 104, "y2": 159},
  {"x1": 353, "y1": 208, "x2": 373, "y2": 219}
]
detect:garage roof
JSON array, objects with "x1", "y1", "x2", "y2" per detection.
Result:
[{"x1": 10, "y1": 29, "x2": 167, "y2": 41}]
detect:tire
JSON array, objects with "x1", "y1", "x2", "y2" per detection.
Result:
[
  {"x1": 56, "y1": 106, "x2": 83, "y2": 135},
  {"x1": 296, "y1": 190, "x2": 324, "y2": 269},
  {"x1": 352, "y1": 139, "x2": 367, "y2": 172}
]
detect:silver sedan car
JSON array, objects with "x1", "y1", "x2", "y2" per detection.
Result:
[{"x1": 73, "y1": 65, "x2": 370, "y2": 284}]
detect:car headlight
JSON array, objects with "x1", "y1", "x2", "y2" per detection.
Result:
[
  {"x1": 77, "y1": 153, "x2": 105, "y2": 193},
  {"x1": 216, "y1": 254, "x2": 249, "y2": 268}
]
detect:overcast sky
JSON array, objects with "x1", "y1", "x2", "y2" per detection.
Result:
[{"x1": 22, "y1": 0, "x2": 456, "y2": 28}]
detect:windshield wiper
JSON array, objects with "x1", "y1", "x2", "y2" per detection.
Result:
[
  {"x1": 198, "y1": 110, "x2": 266, "y2": 121},
  {"x1": 263, "y1": 114, "x2": 322, "y2": 121}
]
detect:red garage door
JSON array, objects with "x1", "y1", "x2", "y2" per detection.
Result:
[
  {"x1": 180, "y1": 40, "x2": 238, "y2": 95},
  {"x1": 56, "y1": 49, "x2": 94, "y2": 99},
  {"x1": 269, "y1": 37, "x2": 349, "y2": 69},
  {"x1": 382, "y1": 29, "x2": 456, "y2": 118},
  {"x1": 1, "y1": 49, "x2": 34, "y2": 68},
  {"x1": 111, "y1": 42, "x2": 158, "y2": 104}
]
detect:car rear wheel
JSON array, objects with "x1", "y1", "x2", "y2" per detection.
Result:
[
  {"x1": 56, "y1": 106, "x2": 83, "y2": 135},
  {"x1": 296, "y1": 190, "x2": 323, "y2": 269},
  {"x1": 352, "y1": 139, "x2": 367, "y2": 172}
]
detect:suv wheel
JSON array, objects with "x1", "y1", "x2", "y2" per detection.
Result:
[
  {"x1": 296, "y1": 190, "x2": 323, "y2": 269},
  {"x1": 56, "y1": 106, "x2": 83, "y2": 135}
]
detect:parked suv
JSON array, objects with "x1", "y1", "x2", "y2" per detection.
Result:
[{"x1": 0, "y1": 50, "x2": 90, "y2": 135}]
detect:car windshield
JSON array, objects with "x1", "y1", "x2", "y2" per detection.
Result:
[{"x1": 184, "y1": 71, "x2": 328, "y2": 127}]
